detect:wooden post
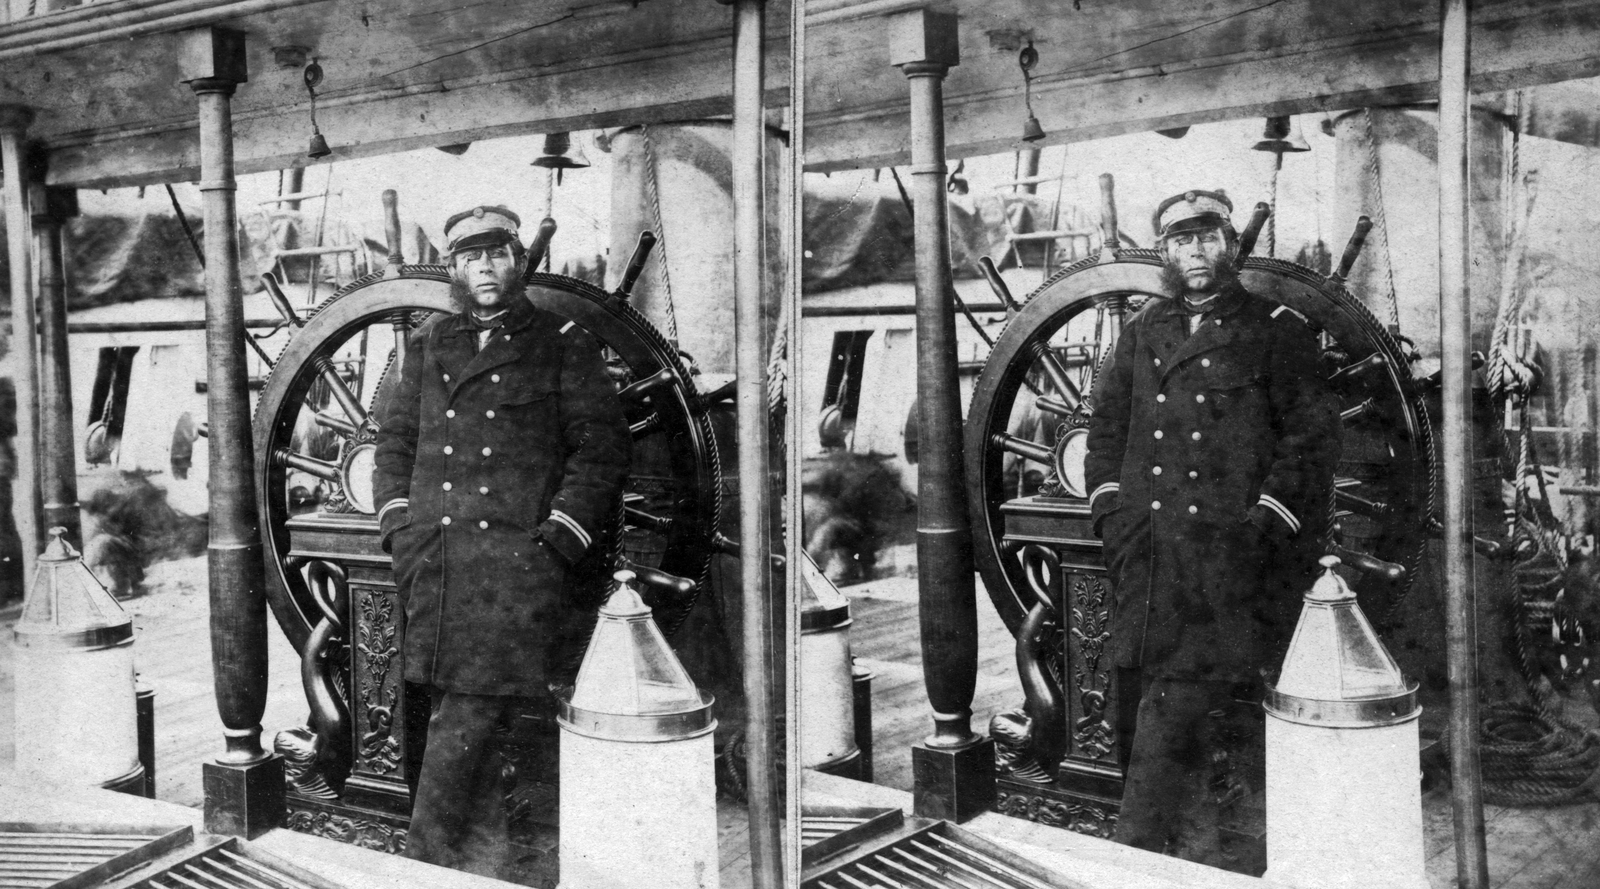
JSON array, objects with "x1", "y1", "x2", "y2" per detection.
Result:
[
  {"x1": 180, "y1": 26, "x2": 285, "y2": 838},
  {"x1": 0, "y1": 106, "x2": 40, "y2": 586},
  {"x1": 1438, "y1": 1, "x2": 1489, "y2": 887},
  {"x1": 731, "y1": 0, "x2": 783, "y2": 885},
  {"x1": 31, "y1": 183, "x2": 82, "y2": 547},
  {"x1": 891, "y1": 8, "x2": 995, "y2": 822}
]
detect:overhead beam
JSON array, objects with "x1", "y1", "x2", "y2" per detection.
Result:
[
  {"x1": 44, "y1": 36, "x2": 790, "y2": 189},
  {"x1": 803, "y1": 0, "x2": 1600, "y2": 170}
]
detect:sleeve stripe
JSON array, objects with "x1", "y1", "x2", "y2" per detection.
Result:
[
  {"x1": 549, "y1": 510, "x2": 591, "y2": 549},
  {"x1": 559, "y1": 321, "x2": 576, "y2": 334},
  {"x1": 377, "y1": 498, "x2": 409, "y2": 523},
  {"x1": 1089, "y1": 482, "x2": 1120, "y2": 508},
  {"x1": 1258, "y1": 494, "x2": 1300, "y2": 534}
]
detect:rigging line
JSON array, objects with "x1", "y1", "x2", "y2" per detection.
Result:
[
  {"x1": 165, "y1": 184, "x2": 205, "y2": 269},
  {"x1": 1038, "y1": 0, "x2": 1287, "y2": 81},
  {"x1": 378, "y1": 12, "x2": 576, "y2": 80}
]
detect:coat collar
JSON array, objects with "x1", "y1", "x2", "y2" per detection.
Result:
[
  {"x1": 432, "y1": 293, "x2": 544, "y2": 400},
  {"x1": 1143, "y1": 283, "x2": 1253, "y2": 378}
]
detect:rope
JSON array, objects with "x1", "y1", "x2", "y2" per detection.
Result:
[
  {"x1": 1461, "y1": 403, "x2": 1600, "y2": 806},
  {"x1": 639, "y1": 125, "x2": 680, "y2": 347},
  {"x1": 1486, "y1": 95, "x2": 1543, "y2": 406},
  {"x1": 1358, "y1": 109, "x2": 1402, "y2": 331},
  {"x1": 1264, "y1": 150, "x2": 1281, "y2": 259}
]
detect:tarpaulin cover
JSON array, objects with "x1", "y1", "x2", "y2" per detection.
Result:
[
  {"x1": 802, "y1": 176, "x2": 1088, "y2": 293},
  {"x1": 0, "y1": 206, "x2": 441, "y2": 312}
]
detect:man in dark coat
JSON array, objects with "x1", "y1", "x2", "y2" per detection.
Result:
[
  {"x1": 1085, "y1": 190, "x2": 1341, "y2": 871},
  {"x1": 372, "y1": 206, "x2": 631, "y2": 877}
]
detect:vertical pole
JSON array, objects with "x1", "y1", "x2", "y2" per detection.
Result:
[
  {"x1": 181, "y1": 27, "x2": 284, "y2": 838},
  {"x1": 891, "y1": 9, "x2": 994, "y2": 822},
  {"x1": 731, "y1": 1, "x2": 782, "y2": 886},
  {"x1": 32, "y1": 184, "x2": 81, "y2": 547},
  {"x1": 0, "y1": 107, "x2": 39, "y2": 586},
  {"x1": 787, "y1": 0, "x2": 807, "y2": 872},
  {"x1": 1438, "y1": 2, "x2": 1490, "y2": 888}
]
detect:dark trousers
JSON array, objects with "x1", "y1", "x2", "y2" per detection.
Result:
[
  {"x1": 1113, "y1": 670, "x2": 1262, "y2": 874},
  {"x1": 405, "y1": 689, "x2": 529, "y2": 878}
]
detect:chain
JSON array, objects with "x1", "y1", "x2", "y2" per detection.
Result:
[{"x1": 640, "y1": 125, "x2": 680, "y2": 347}]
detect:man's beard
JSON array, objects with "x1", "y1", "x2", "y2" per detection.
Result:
[
  {"x1": 449, "y1": 276, "x2": 526, "y2": 315},
  {"x1": 1160, "y1": 254, "x2": 1239, "y2": 299}
]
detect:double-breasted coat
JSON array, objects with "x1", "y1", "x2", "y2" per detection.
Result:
[
  {"x1": 372, "y1": 295, "x2": 631, "y2": 697},
  {"x1": 1085, "y1": 285, "x2": 1341, "y2": 680}
]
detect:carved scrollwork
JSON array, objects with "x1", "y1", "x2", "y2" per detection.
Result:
[
  {"x1": 1069, "y1": 574, "x2": 1116, "y2": 760},
  {"x1": 285, "y1": 808, "x2": 407, "y2": 855},
  {"x1": 994, "y1": 789, "x2": 1118, "y2": 839},
  {"x1": 356, "y1": 592, "x2": 402, "y2": 775},
  {"x1": 990, "y1": 709, "x2": 1054, "y2": 783}
]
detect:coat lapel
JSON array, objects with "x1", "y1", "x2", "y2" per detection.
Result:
[
  {"x1": 447, "y1": 295, "x2": 542, "y2": 401},
  {"x1": 1159, "y1": 288, "x2": 1249, "y2": 382}
]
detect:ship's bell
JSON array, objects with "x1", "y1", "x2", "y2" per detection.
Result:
[
  {"x1": 1021, "y1": 114, "x2": 1046, "y2": 143},
  {"x1": 1253, "y1": 115, "x2": 1310, "y2": 153},
  {"x1": 307, "y1": 131, "x2": 331, "y2": 159},
  {"x1": 532, "y1": 132, "x2": 591, "y2": 184}
]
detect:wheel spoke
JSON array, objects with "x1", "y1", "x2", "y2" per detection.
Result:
[
  {"x1": 1031, "y1": 343, "x2": 1082, "y2": 410},
  {"x1": 1341, "y1": 397, "x2": 1378, "y2": 424},
  {"x1": 625, "y1": 505, "x2": 674, "y2": 534},
  {"x1": 991, "y1": 431, "x2": 1054, "y2": 464},
  {"x1": 1035, "y1": 395, "x2": 1074, "y2": 417},
  {"x1": 1330, "y1": 543, "x2": 1406, "y2": 581},
  {"x1": 1336, "y1": 487, "x2": 1390, "y2": 518},
  {"x1": 274, "y1": 447, "x2": 342, "y2": 483},
  {"x1": 311, "y1": 355, "x2": 368, "y2": 426},
  {"x1": 1330, "y1": 352, "x2": 1386, "y2": 384},
  {"x1": 313, "y1": 411, "x2": 357, "y2": 437},
  {"x1": 630, "y1": 412, "x2": 665, "y2": 438},
  {"x1": 620, "y1": 367, "x2": 675, "y2": 403}
]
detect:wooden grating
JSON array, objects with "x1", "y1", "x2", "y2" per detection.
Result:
[
  {"x1": 803, "y1": 821, "x2": 1089, "y2": 889},
  {"x1": 125, "y1": 841, "x2": 344, "y2": 889},
  {"x1": 0, "y1": 823, "x2": 192, "y2": 889},
  {"x1": 801, "y1": 805, "x2": 905, "y2": 871}
]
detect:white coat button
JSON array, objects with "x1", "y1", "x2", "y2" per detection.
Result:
[
  {"x1": 443, "y1": 445, "x2": 453, "y2": 455},
  {"x1": 1189, "y1": 470, "x2": 1199, "y2": 479},
  {"x1": 443, "y1": 373, "x2": 451, "y2": 382},
  {"x1": 1154, "y1": 430, "x2": 1164, "y2": 440},
  {"x1": 479, "y1": 486, "x2": 489, "y2": 495},
  {"x1": 1189, "y1": 505, "x2": 1199, "y2": 514},
  {"x1": 1202, "y1": 358, "x2": 1211, "y2": 368},
  {"x1": 1192, "y1": 431, "x2": 1202, "y2": 441},
  {"x1": 479, "y1": 520, "x2": 489, "y2": 529},
  {"x1": 486, "y1": 410, "x2": 496, "y2": 419},
  {"x1": 442, "y1": 482, "x2": 452, "y2": 491},
  {"x1": 1216, "y1": 319, "x2": 1223, "y2": 326},
  {"x1": 1195, "y1": 394, "x2": 1206, "y2": 403},
  {"x1": 482, "y1": 447, "x2": 493, "y2": 457},
  {"x1": 1156, "y1": 394, "x2": 1166, "y2": 403},
  {"x1": 1152, "y1": 466, "x2": 1163, "y2": 476},
  {"x1": 1154, "y1": 358, "x2": 1162, "y2": 367},
  {"x1": 504, "y1": 334, "x2": 512, "y2": 341},
  {"x1": 441, "y1": 516, "x2": 452, "y2": 525},
  {"x1": 1152, "y1": 500, "x2": 1162, "y2": 510},
  {"x1": 446, "y1": 409, "x2": 456, "y2": 418},
  {"x1": 492, "y1": 374, "x2": 501, "y2": 383}
]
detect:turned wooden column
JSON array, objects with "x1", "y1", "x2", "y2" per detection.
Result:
[
  {"x1": 0, "y1": 106, "x2": 40, "y2": 585},
  {"x1": 730, "y1": 0, "x2": 783, "y2": 885},
  {"x1": 1438, "y1": 1, "x2": 1489, "y2": 886},
  {"x1": 31, "y1": 183, "x2": 81, "y2": 547},
  {"x1": 891, "y1": 9, "x2": 994, "y2": 822},
  {"x1": 180, "y1": 26, "x2": 284, "y2": 838}
]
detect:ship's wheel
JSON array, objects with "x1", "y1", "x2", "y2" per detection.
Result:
[
  {"x1": 253, "y1": 261, "x2": 728, "y2": 658},
  {"x1": 965, "y1": 247, "x2": 1436, "y2": 641}
]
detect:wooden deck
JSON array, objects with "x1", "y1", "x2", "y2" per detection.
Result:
[
  {"x1": 0, "y1": 554, "x2": 753, "y2": 888},
  {"x1": 838, "y1": 574, "x2": 1600, "y2": 889}
]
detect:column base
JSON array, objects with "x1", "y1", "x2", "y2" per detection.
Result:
[
  {"x1": 912, "y1": 737, "x2": 995, "y2": 822},
  {"x1": 204, "y1": 755, "x2": 286, "y2": 838}
]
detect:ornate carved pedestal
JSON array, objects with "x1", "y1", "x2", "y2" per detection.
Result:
[
  {"x1": 277, "y1": 513, "x2": 425, "y2": 851},
  {"x1": 991, "y1": 496, "x2": 1123, "y2": 839}
]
